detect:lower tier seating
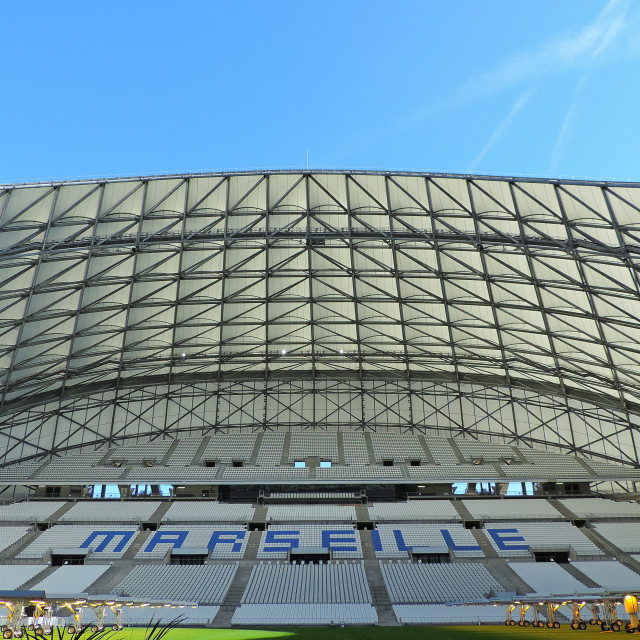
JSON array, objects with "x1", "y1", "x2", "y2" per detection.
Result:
[
  {"x1": 113, "y1": 564, "x2": 238, "y2": 603},
  {"x1": 241, "y1": 563, "x2": 371, "y2": 604},
  {"x1": 380, "y1": 562, "x2": 502, "y2": 603},
  {"x1": 393, "y1": 604, "x2": 527, "y2": 624},
  {"x1": 231, "y1": 604, "x2": 377, "y2": 625},
  {"x1": 31, "y1": 565, "x2": 110, "y2": 596},
  {"x1": 509, "y1": 562, "x2": 600, "y2": 596}
]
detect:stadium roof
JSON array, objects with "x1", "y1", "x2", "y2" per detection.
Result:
[{"x1": 1, "y1": 170, "x2": 640, "y2": 466}]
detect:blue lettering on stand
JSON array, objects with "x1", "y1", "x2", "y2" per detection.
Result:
[
  {"x1": 487, "y1": 528, "x2": 529, "y2": 551},
  {"x1": 440, "y1": 529, "x2": 482, "y2": 552},
  {"x1": 208, "y1": 530, "x2": 246, "y2": 553},
  {"x1": 370, "y1": 529, "x2": 383, "y2": 552},
  {"x1": 263, "y1": 530, "x2": 300, "y2": 552},
  {"x1": 80, "y1": 531, "x2": 135, "y2": 553},
  {"x1": 321, "y1": 530, "x2": 357, "y2": 552},
  {"x1": 144, "y1": 531, "x2": 189, "y2": 552},
  {"x1": 393, "y1": 529, "x2": 408, "y2": 551}
]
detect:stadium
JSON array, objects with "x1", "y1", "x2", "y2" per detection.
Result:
[{"x1": 0, "y1": 170, "x2": 640, "y2": 635}]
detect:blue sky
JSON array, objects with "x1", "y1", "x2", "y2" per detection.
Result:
[{"x1": 1, "y1": 0, "x2": 639, "y2": 182}]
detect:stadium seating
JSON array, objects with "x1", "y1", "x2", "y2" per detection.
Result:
[
  {"x1": 316, "y1": 465, "x2": 403, "y2": 479},
  {"x1": 18, "y1": 525, "x2": 140, "y2": 560},
  {"x1": 221, "y1": 466, "x2": 309, "y2": 480},
  {"x1": 231, "y1": 604, "x2": 377, "y2": 625},
  {"x1": 370, "y1": 434, "x2": 427, "y2": 463},
  {"x1": 106, "y1": 441, "x2": 173, "y2": 463},
  {"x1": 266, "y1": 505, "x2": 356, "y2": 522},
  {"x1": 592, "y1": 522, "x2": 640, "y2": 552},
  {"x1": 381, "y1": 562, "x2": 502, "y2": 602},
  {"x1": 558, "y1": 498, "x2": 640, "y2": 518},
  {"x1": 0, "y1": 564, "x2": 48, "y2": 589},
  {"x1": 31, "y1": 565, "x2": 110, "y2": 596},
  {"x1": 162, "y1": 501, "x2": 255, "y2": 522},
  {"x1": 483, "y1": 522, "x2": 603, "y2": 557},
  {"x1": 81, "y1": 606, "x2": 220, "y2": 626},
  {"x1": 60, "y1": 501, "x2": 161, "y2": 523},
  {"x1": 135, "y1": 525, "x2": 248, "y2": 559},
  {"x1": 423, "y1": 438, "x2": 460, "y2": 464},
  {"x1": 200, "y1": 434, "x2": 257, "y2": 463},
  {"x1": 164, "y1": 438, "x2": 202, "y2": 466},
  {"x1": 0, "y1": 526, "x2": 33, "y2": 553},
  {"x1": 0, "y1": 501, "x2": 66, "y2": 522},
  {"x1": 288, "y1": 433, "x2": 338, "y2": 462},
  {"x1": 368, "y1": 501, "x2": 460, "y2": 521},
  {"x1": 373, "y1": 523, "x2": 484, "y2": 558},
  {"x1": 462, "y1": 499, "x2": 563, "y2": 520},
  {"x1": 241, "y1": 563, "x2": 372, "y2": 604},
  {"x1": 342, "y1": 432, "x2": 370, "y2": 464},
  {"x1": 572, "y1": 560, "x2": 640, "y2": 592},
  {"x1": 509, "y1": 562, "x2": 600, "y2": 596},
  {"x1": 255, "y1": 433, "x2": 286, "y2": 465},
  {"x1": 114, "y1": 564, "x2": 238, "y2": 603},
  {"x1": 393, "y1": 604, "x2": 521, "y2": 624},
  {"x1": 454, "y1": 440, "x2": 519, "y2": 462},
  {"x1": 257, "y1": 525, "x2": 362, "y2": 558}
]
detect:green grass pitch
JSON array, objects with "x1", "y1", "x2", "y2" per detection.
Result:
[{"x1": 113, "y1": 625, "x2": 617, "y2": 640}]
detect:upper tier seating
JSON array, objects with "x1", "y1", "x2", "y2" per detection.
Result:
[
  {"x1": 370, "y1": 434, "x2": 427, "y2": 463},
  {"x1": 374, "y1": 524, "x2": 484, "y2": 558},
  {"x1": 584, "y1": 460, "x2": 640, "y2": 478},
  {"x1": 165, "y1": 438, "x2": 202, "y2": 466},
  {"x1": 0, "y1": 501, "x2": 65, "y2": 522},
  {"x1": 0, "y1": 526, "x2": 32, "y2": 553},
  {"x1": 507, "y1": 450, "x2": 592, "y2": 478},
  {"x1": 60, "y1": 501, "x2": 161, "y2": 523},
  {"x1": 135, "y1": 525, "x2": 248, "y2": 559},
  {"x1": 316, "y1": 465, "x2": 403, "y2": 479},
  {"x1": 266, "y1": 505, "x2": 357, "y2": 522},
  {"x1": 572, "y1": 560, "x2": 640, "y2": 591},
  {"x1": 406, "y1": 465, "x2": 499, "y2": 479},
  {"x1": 342, "y1": 432, "x2": 370, "y2": 464},
  {"x1": 113, "y1": 563, "x2": 238, "y2": 603},
  {"x1": 231, "y1": 604, "x2": 377, "y2": 625},
  {"x1": 423, "y1": 438, "x2": 460, "y2": 464},
  {"x1": 221, "y1": 467, "x2": 309, "y2": 480},
  {"x1": 106, "y1": 441, "x2": 172, "y2": 464},
  {"x1": 126, "y1": 467, "x2": 220, "y2": 481},
  {"x1": 241, "y1": 563, "x2": 372, "y2": 604},
  {"x1": 592, "y1": 522, "x2": 640, "y2": 552},
  {"x1": 462, "y1": 499, "x2": 563, "y2": 520},
  {"x1": 559, "y1": 498, "x2": 640, "y2": 519},
  {"x1": 18, "y1": 525, "x2": 140, "y2": 560},
  {"x1": 483, "y1": 522, "x2": 604, "y2": 557},
  {"x1": 162, "y1": 502, "x2": 255, "y2": 523},
  {"x1": 454, "y1": 440, "x2": 519, "y2": 462},
  {"x1": 32, "y1": 565, "x2": 110, "y2": 596},
  {"x1": 509, "y1": 562, "x2": 600, "y2": 596},
  {"x1": 368, "y1": 501, "x2": 460, "y2": 521},
  {"x1": 36, "y1": 453, "x2": 116, "y2": 481},
  {"x1": 0, "y1": 565, "x2": 48, "y2": 589},
  {"x1": 288, "y1": 433, "x2": 338, "y2": 462},
  {"x1": 200, "y1": 434, "x2": 258, "y2": 463},
  {"x1": 0, "y1": 463, "x2": 43, "y2": 481},
  {"x1": 257, "y1": 525, "x2": 362, "y2": 559},
  {"x1": 255, "y1": 433, "x2": 286, "y2": 465},
  {"x1": 381, "y1": 562, "x2": 502, "y2": 603}
]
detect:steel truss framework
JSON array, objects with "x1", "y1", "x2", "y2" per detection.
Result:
[{"x1": 1, "y1": 170, "x2": 639, "y2": 466}]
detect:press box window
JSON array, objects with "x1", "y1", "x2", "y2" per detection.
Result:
[
  {"x1": 319, "y1": 461, "x2": 332, "y2": 468},
  {"x1": 294, "y1": 461, "x2": 306, "y2": 468}
]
